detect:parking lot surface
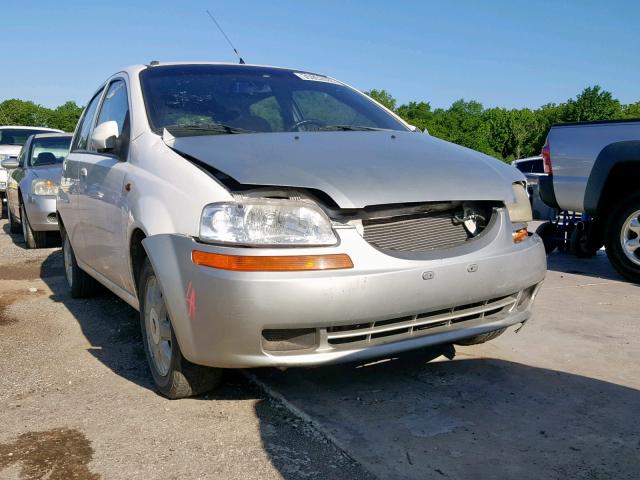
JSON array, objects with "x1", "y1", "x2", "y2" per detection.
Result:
[{"x1": 1, "y1": 220, "x2": 638, "y2": 479}]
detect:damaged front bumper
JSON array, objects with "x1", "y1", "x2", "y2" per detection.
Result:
[{"x1": 142, "y1": 209, "x2": 546, "y2": 368}]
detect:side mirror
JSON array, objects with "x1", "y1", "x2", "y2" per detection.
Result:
[
  {"x1": 91, "y1": 121, "x2": 119, "y2": 152},
  {"x1": 1, "y1": 157, "x2": 19, "y2": 169}
]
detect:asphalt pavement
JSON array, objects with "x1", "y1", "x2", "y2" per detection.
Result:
[{"x1": 0, "y1": 220, "x2": 638, "y2": 479}]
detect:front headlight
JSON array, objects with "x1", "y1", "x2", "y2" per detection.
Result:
[
  {"x1": 199, "y1": 198, "x2": 338, "y2": 246},
  {"x1": 32, "y1": 179, "x2": 59, "y2": 196},
  {"x1": 506, "y1": 183, "x2": 533, "y2": 224}
]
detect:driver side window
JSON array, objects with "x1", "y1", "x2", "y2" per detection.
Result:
[{"x1": 71, "y1": 89, "x2": 104, "y2": 152}]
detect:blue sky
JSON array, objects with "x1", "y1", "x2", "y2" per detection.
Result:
[{"x1": 3, "y1": 0, "x2": 638, "y2": 109}]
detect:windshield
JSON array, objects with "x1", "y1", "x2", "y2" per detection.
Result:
[
  {"x1": 30, "y1": 136, "x2": 72, "y2": 167},
  {"x1": 140, "y1": 65, "x2": 408, "y2": 134},
  {"x1": 0, "y1": 128, "x2": 53, "y2": 146}
]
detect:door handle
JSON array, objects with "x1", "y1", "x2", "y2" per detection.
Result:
[{"x1": 79, "y1": 168, "x2": 88, "y2": 178}]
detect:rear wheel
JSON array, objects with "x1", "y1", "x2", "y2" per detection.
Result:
[
  {"x1": 605, "y1": 193, "x2": 640, "y2": 283},
  {"x1": 456, "y1": 328, "x2": 506, "y2": 346},
  {"x1": 62, "y1": 230, "x2": 101, "y2": 298},
  {"x1": 21, "y1": 203, "x2": 47, "y2": 249},
  {"x1": 139, "y1": 259, "x2": 222, "y2": 398}
]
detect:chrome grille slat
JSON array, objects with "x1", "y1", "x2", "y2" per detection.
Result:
[
  {"x1": 363, "y1": 212, "x2": 471, "y2": 252},
  {"x1": 326, "y1": 294, "x2": 518, "y2": 343}
]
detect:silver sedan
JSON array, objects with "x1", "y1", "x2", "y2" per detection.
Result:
[{"x1": 3, "y1": 133, "x2": 71, "y2": 248}]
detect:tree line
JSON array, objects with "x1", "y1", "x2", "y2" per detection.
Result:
[
  {"x1": 366, "y1": 86, "x2": 640, "y2": 162},
  {"x1": 1, "y1": 85, "x2": 638, "y2": 163}
]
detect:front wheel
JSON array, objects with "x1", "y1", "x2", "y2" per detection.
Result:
[
  {"x1": 21, "y1": 203, "x2": 47, "y2": 248},
  {"x1": 138, "y1": 259, "x2": 222, "y2": 398},
  {"x1": 7, "y1": 203, "x2": 21, "y2": 234},
  {"x1": 605, "y1": 193, "x2": 640, "y2": 283}
]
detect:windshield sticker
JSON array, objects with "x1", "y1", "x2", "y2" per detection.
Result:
[{"x1": 293, "y1": 72, "x2": 342, "y2": 85}]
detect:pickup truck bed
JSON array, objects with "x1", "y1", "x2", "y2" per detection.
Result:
[{"x1": 540, "y1": 119, "x2": 640, "y2": 282}]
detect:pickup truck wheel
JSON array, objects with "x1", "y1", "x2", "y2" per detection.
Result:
[
  {"x1": 570, "y1": 228, "x2": 597, "y2": 258},
  {"x1": 456, "y1": 328, "x2": 506, "y2": 345},
  {"x1": 139, "y1": 259, "x2": 222, "y2": 399},
  {"x1": 21, "y1": 203, "x2": 47, "y2": 249},
  {"x1": 7, "y1": 204, "x2": 21, "y2": 234},
  {"x1": 605, "y1": 194, "x2": 640, "y2": 283},
  {"x1": 62, "y1": 231, "x2": 101, "y2": 298},
  {"x1": 535, "y1": 222, "x2": 558, "y2": 254}
]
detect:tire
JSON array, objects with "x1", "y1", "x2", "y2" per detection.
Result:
[
  {"x1": 7, "y1": 204, "x2": 21, "y2": 234},
  {"x1": 604, "y1": 193, "x2": 640, "y2": 283},
  {"x1": 21, "y1": 203, "x2": 47, "y2": 249},
  {"x1": 570, "y1": 227, "x2": 597, "y2": 258},
  {"x1": 138, "y1": 258, "x2": 222, "y2": 399},
  {"x1": 456, "y1": 328, "x2": 507, "y2": 346},
  {"x1": 535, "y1": 222, "x2": 558, "y2": 254},
  {"x1": 62, "y1": 229, "x2": 101, "y2": 298}
]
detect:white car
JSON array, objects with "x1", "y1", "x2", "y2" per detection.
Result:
[
  {"x1": 0, "y1": 126, "x2": 63, "y2": 214},
  {"x1": 58, "y1": 62, "x2": 545, "y2": 398}
]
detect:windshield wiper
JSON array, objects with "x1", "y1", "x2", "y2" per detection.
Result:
[
  {"x1": 316, "y1": 125, "x2": 386, "y2": 132},
  {"x1": 163, "y1": 123, "x2": 254, "y2": 136}
]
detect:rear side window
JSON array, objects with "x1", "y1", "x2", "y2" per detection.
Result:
[{"x1": 71, "y1": 89, "x2": 104, "y2": 152}]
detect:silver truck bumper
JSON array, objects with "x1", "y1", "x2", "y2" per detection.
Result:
[
  {"x1": 25, "y1": 195, "x2": 58, "y2": 231},
  {"x1": 143, "y1": 209, "x2": 547, "y2": 368}
]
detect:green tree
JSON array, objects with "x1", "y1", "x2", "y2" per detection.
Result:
[
  {"x1": 48, "y1": 101, "x2": 83, "y2": 132},
  {"x1": 622, "y1": 102, "x2": 640, "y2": 119},
  {"x1": 364, "y1": 89, "x2": 397, "y2": 111},
  {"x1": 562, "y1": 85, "x2": 621, "y2": 122},
  {"x1": 0, "y1": 99, "x2": 50, "y2": 126},
  {"x1": 395, "y1": 101, "x2": 432, "y2": 131}
]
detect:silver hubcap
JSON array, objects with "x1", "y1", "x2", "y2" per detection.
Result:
[
  {"x1": 144, "y1": 276, "x2": 172, "y2": 376},
  {"x1": 63, "y1": 237, "x2": 74, "y2": 286},
  {"x1": 620, "y1": 210, "x2": 640, "y2": 266}
]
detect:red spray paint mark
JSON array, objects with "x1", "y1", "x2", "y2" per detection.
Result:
[{"x1": 185, "y1": 281, "x2": 196, "y2": 320}]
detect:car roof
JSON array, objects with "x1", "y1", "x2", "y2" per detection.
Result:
[
  {"x1": 30, "y1": 132, "x2": 72, "y2": 139},
  {"x1": 119, "y1": 61, "x2": 330, "y2": 79},
  {"x1": 0, "y1": 125, "x2": 63, "y2": 132}
]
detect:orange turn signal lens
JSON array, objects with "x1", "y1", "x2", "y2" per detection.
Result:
[
  {"x1": 512, "y1": 228, "x2": 528, "y2": 244},
  {"x1": 192, "y1": 251, "x2": 354, "y2": 272}
]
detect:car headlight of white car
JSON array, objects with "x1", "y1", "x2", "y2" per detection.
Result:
[
  {"x1": 199, "y1": 198, "x2": 338, "y2": 246},
  {"x1": 32, "y1": 179, "x2": 59, "y2": 196},
  {"x1": 506, "y1": 183, "x2": 533, "y2": 224}
]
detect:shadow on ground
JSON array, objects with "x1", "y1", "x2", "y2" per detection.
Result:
[
  {"x1": 255, "y1": 348, "x2": 640, "y2": 480},
  {"x1": 546, "y1": 250, "x2": 628, "y2": 282}
]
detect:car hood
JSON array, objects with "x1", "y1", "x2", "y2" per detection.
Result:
[
  {"x1": 31, "y1": 164, "x2": 63, "y2": 182},
  {"x1": 0, "y1": 145, "x2": 22, "y2": 157},
  {"x1": 165, "y1": 130, "x2": 523, "y2": 209}
]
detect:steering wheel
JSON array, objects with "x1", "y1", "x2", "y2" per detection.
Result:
[{"x1": 289, "y1": 119, "x2": 325, "y2": 131}]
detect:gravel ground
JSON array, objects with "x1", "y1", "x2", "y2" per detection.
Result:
[{"x1": 0, "y1": 220, "x2": 374, "y2": 480}]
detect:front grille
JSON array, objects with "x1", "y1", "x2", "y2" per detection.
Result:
[
  {"x1": 363, "y1": 212, "x2": 472, "y2": 252},
  {"x1": 326, "y1": 294, "x2": 518, "y2": 347}
]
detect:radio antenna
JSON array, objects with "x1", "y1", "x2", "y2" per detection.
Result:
[{"x1": 205, "y1": 10, "x2": 246, "y2": 64}]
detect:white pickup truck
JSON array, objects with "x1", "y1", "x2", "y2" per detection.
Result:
[{"x1": 539, "y1": 119, "x2": 640, "y2": 282}]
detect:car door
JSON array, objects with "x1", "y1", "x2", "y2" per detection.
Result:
[
  {"x1": 78, "y1": 78, "x2": 131, "y2": 290},
  {"x1": 62, "y1": 88, "x2": 105, "y2": 262}
]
